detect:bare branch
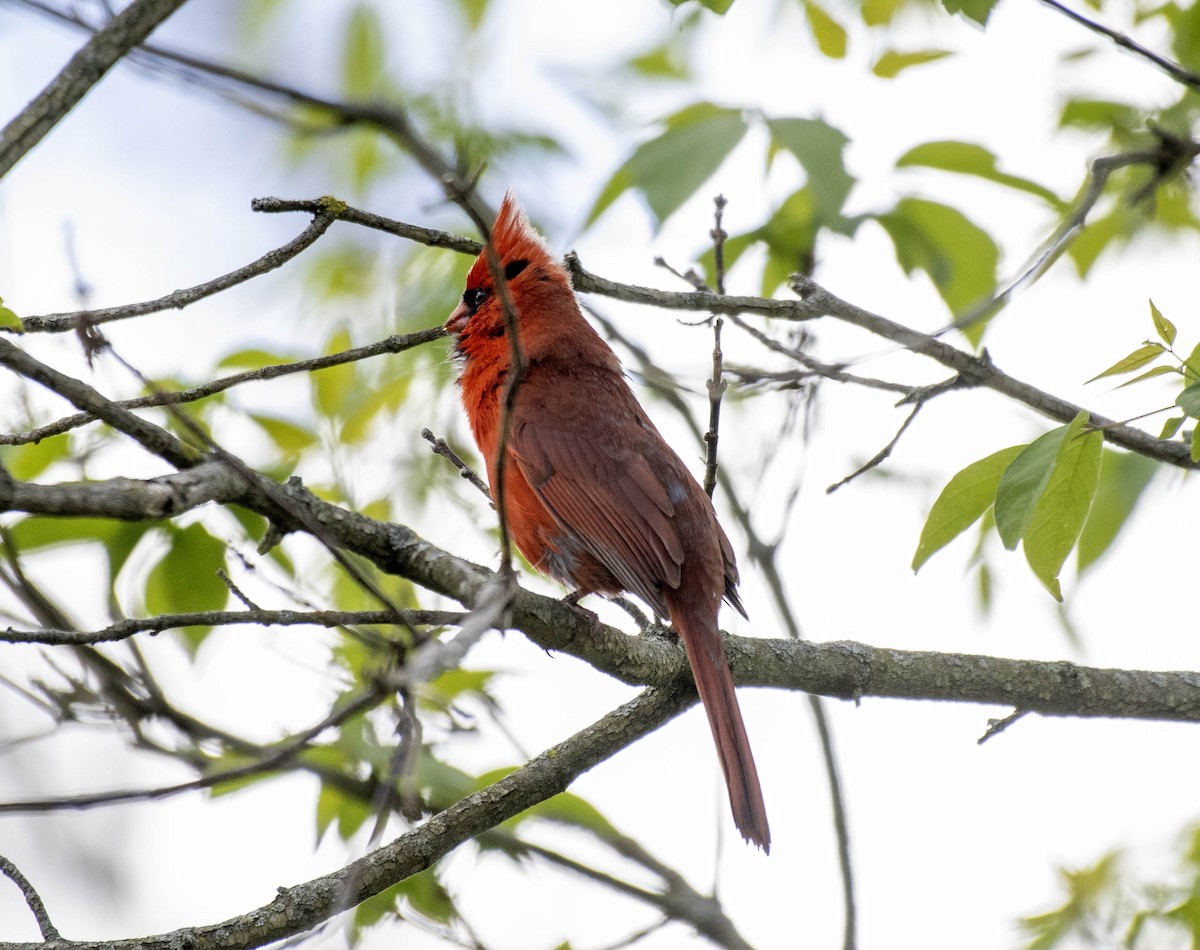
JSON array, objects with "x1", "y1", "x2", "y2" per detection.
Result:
[
  {"x1": 0, "y1": 853, "x2": 61, "y2": 940},
  {"x1": 1, "y1": 608, "x2": 465, "y2": 646},
  {"x1": 1039, "y1": 0, "x2": 1200, "y2": 92},
  {"x1": 826, "y1": 403, "x2": 924, "y2": 494},
  {"x1": 421, "y1": 428, "x2": 492, "y2": 499},
  {"x1": 0, "y1": 337, "x2": 196, "y2": 467},
  {"x1": 0, "y1": 687, "x2": 388, "y2": 814},
  {"x1": 0, "y1": 685, "x2": 697, "y2": 950},
  {"x1": 702, "y1": 196, "x2": 729, "y2": 499},
  {"x1": 10, "y1": 465, "x2": 1199, "y2": 721},
  {"x1": 0, "y1": 0, "x2": 191, "y2": 179},
  {"x1": 13, "y1": 209, "x2": 337, "y2": 334},
  {"x1": 2, "y1": 327, "x2": 444, "y2": 446}
]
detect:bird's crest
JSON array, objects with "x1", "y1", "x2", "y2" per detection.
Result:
[{"x1": 465, "y1": 191, "x2": 553, "y2": 291}]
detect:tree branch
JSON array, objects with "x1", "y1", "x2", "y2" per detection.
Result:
[
  {"x1": 1, "y1": 326, "x2": 444, "y2": 446},
  {"x1": 0, "y1": 0, "x2": 191, "y2": 179},
  {"x1": 0, "y1": 853, "x2": 60, "y2": 940},
  {"x1": 0, "y1": 337, "x2": 196, "y2": 467},
  {"x1": 4, "y1": 464, "x2": 1199, "y2": 723},
  {"x1": 1039, "y1": 0, "x2": 1200, "y2": 93},
  {"x1": 11, "y1": 208, "x2": 337, "y2": 335},
  {"x1": 0, "y1": 684, "x2": 696, "y2": 950},
  {"x1": 0, "y1": 607, "x2": 464, "y2": 646}
]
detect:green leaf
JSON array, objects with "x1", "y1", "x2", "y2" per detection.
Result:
[
  {"x1": 912, "y1": 445, "x2": 1025, "y2": 571},
  {"x1": 457, "y1": 0, "x2": 489, "y2": 30},
  {"x1": 994, "y1": 422, "x2": 1076, "y2": 550},
  {"x1": 1085, "y1": 343, "x2": 1165, "y2": 383},
  {"x1": 306, "y1": 245, "x2": 376, "y2": 301},
  {"x1": 312, "y1": 328, "x2": 357, "y2": 419},
  {"x1": 1076, "y1": 449, "x2": 1157, "y2": 572},
  {"x1": 1192, "y1": 424, "x2": 1200, "y2": 463},
  {"x1": 896, "y1": 141, "x2": 1065, "y2": 209},
  {"x1": 316, "y1": 780, "x2": 372, "y2": 841},
  {"x1": 862, "y1": 0, "x2": 904, "y2": 24},
  {"x1": 667, "y1": 0, "x2": 735, "y2": 11},
  {"x1": 249, "y1": 414, "x2": 319, "y2": 457},
  {"x1": 1183, "y1": 342, "x2": 1200, "y2": 383},
  {"x1": 1176, "y1": 383, "x2": 1200, "y2": 418},
  {"x1": 939, "y1": 0, "x2": 998, "y2": 25},
  {"x1": 1058, "y1": 98, "x2": 1142, "y2": 135},
  {"x1": 1115, "y1": 364, "x2": 1177, "y2": 389},
  {"x1": 144, "y1": 524, "x2": 228, "y2": 652},
  {"x1": 1160, "y1": 415, "x2": 1185, "y2": 439},
  {"x1": 1066, "y1": 208, "x2": 1123, "y2": 278},
  {"x1": 1023, "y1": 416, "x2": 1102, "y2": 601},
  {"x1": 2, "y1": 435, "x2": 69, "y2": 481},
  {"x1": 766, "y1": 118, "x2": 855, "y2": 230},
  {"x1": 217, "y1": 348, "x2": 300, "y2": 371},
  {"x1": 804, "y1": 0, "x2": 848, "y2": 57},
  {"x1": 1150, "y1": 299, "x2": 1177, "y2": 346},
  {"x1": 588, "y1": 103, "x2": 748, "y2": 227},
  {"x1": 341, "y1": 4, "x2": 385, "y2": 99},
  {"x1": 876, "y1": 198, "x2": 999, "y2": 338},
  {"x1": 0, "y1": 296, "x2": 23, "y2": 333},
  {"x1": 872, "y1": 49, "x2": 952, "y2": 78}
]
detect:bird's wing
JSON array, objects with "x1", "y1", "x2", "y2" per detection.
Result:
[{"x1": 510, "y1": 415, "x2": 684, "y2": 617}]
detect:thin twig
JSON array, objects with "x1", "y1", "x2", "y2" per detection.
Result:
[
  {"x1": 443, "y1": 183, "x2": 524, "y2": 580},
  {"x1": 97, "y1": 339, "x2": 417, "y2": 631},
  {"x1": 826, "y1": 403, "x2": 924, "y2": 494},
  {"x1": 12, "y1": 209, "x2": 337, "y2": 334},
  {"x1": 1, "y1": 326, "x2": 444, "y2": 445},
  {"x1": 1, "y1": 608, "x2": 464, "y2": 646},
  {"x1": 978, "y1": 709, "x2": 1028, "y2": 744},
  {"x1": 0, "y1": 687, "x2": 387, "y2": 813},
  {"x1": 422, "y1": 427, "x2": 491, "y2": 499},
  {"x1": 1039, "y1": 0, "x2": 1200, "y2": 92},
  {"x1": 943, "y1": 146, "x2": 1194, "y2": 337},
  {"x1": 703, "y1": 197, "x2": 729, "y2": 499},
  {"x1": 0, "y1": 853, "x2": 61, "y2": 940}
]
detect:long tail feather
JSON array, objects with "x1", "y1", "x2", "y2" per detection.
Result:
[{"x1": 667, "y1": 595, "x2": 771, "y2": 853}]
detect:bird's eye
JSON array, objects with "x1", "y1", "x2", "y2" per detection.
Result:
[{"x1": 463, "y1": 287, "x2": 490, "y2": 315}]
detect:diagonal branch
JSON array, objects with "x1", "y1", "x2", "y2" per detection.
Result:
[
  {"x1": 0, "y1": 0, "x2": 192, "y2": 179},
  {"x1": 11, "y1": 207, "x2": 338, "y2": 335},
  {"x1": 0, "y1": 684, "x2": 697, "y2": 950},
  {"x1": 0, "y1": 336, "x2": 196, "y2": 467},
  {"x1": 1, "y1": 326, "x2": 444, "y2": 446},
  {"x1": 0, "y1": 853, "x2": 61, "y2": 940},
  {"x1": 1039, "y1": 0, "x2": 1200, "y2": 92}
]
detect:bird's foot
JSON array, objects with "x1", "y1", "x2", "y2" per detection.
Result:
[
  {"x1": 562, "y1": 590, "x2": 601, "y2": 632},
  {"x1": 607, "y1": 595, "x2": 672, "y2": 640}
]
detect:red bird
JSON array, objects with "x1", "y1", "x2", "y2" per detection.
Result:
[{"x1": 446, "y1": 193, "x2": 770, "y2": 851}]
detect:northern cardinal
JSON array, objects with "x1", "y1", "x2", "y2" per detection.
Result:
[{"x1": 446, "y1": 193, "x2": 770, "y2": 851}]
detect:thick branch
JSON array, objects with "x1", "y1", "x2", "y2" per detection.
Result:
[
  {"x1": 4, "y1": 465, "x2": 1199, "y2": 722},
  {"x1": 0, "y1": 0, "x2": 191, "y2": 179},
  {"x1": 0, "y1": 337, "x2": 196, "y2": 467}
]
